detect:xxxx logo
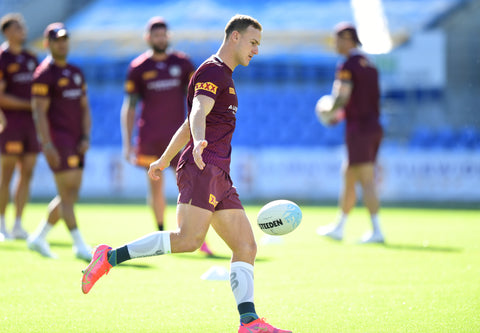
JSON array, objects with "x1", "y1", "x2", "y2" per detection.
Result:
[
  {"x1": 209, "y1": 194, "x2": 218, "y2": 207},
  {"x1": 195, "y1": 82, "x2": 218, "y2": 94}
]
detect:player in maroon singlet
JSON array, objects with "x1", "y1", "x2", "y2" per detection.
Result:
[
  {"x1": 317, "y1": 23, "x2": 385, "y2": 244},
  {"x1": 121, "y1": 16, "x2": 213, "y2": 254},
  {"x1": 0, "y1": 14, "x2": 40, "y2": 240},
  {"x1": 27, "y1": 23, "x2": 92, "y2": 260},
  {"x1": 83, "y1": 15, "x2": 291, "y2": 333}
]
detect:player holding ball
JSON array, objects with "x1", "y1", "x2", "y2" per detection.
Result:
[{"x1": 316, "y1": 23, "x2": 385, "y2": 244}]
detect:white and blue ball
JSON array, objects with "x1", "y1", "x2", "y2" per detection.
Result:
[{"x1": 257, "y1": 200, "x2": 302, "y2": 235}]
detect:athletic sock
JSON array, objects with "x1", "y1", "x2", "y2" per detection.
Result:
[
  {"x1": 335, "y1": 211, "x2": 348, "y2": 230},
  {"x1": 107, "y1": 246, "x2": 130, "y2": 267},
  {"x1": 70, "y1": 228, "x2": 87, "y2": 249},
  {"x1": 230, "y1": 262, "x2": 258, "y2": 324},
  {"x1": 13, "y1": 217, "x2": 22, "y2": 229},
  {"x1": 239, "y1": 303, "x2": 258, "y2": 324},
  {"x1": 0, "y1": 215, "x2": 6, "y2": 232},
  {"x1": 371, "y1": 214, "x2": 381, "y2": 233},
  {"x1": 124, "y1": 231, "x2": 171, "y2": 259},
  {"x1": 33, "y1": 220, "x2": 53, "y2": 240}
]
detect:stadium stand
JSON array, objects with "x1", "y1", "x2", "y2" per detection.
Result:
[{"x1": 24, "y1": 0, "x2": 475, "y2": 150}]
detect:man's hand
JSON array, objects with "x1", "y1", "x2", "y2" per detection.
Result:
[
  {"x1": 193, "y1": 140, "x2": 208, "y2": 170},
  {"x1": 77, "y1": 137, "x2": 90, "y2": 155},
  {"x1": 148, "y1": 156, "x2": 170, "y2": 180},
  {"x1": 43, "y1": 143, "x2": 60, "y2": 169},
  {"x1": 122, "y1": 144, "x2": 135, "y2": 164}
]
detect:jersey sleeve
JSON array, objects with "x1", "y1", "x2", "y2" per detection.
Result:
[
  {"x1": 193, "y1": 65, "x2": 224, "y2": 101},
  {"x1": 125, "y1": 63, "x2": 140, "y2": 95},
  {"x1": 336, "y1": 58, "x2": 354, "y2": 82},
  {"x1": 31, "y1": 67, "x2": 51, "y2": 98}
]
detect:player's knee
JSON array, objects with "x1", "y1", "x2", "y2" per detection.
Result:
[
  {"x1": 236, "y1": 240, "x2": 257, "y2": 259},
  {"x1": 179, "y1": 234, "x2": 205, "y2": 252}
]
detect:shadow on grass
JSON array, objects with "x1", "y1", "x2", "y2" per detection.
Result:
[
  {"x1": 384, "y1": 243, "x2": 463, "y2": 253},
  {"x1": 172, "y1": 253, "x2": 271, "y2": 262}
]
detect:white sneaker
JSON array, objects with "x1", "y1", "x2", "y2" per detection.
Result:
[
  {"x1": 74, "y1": 245, "x2": 92, "y2": 261},
  {"x1": 360, "y1": 231, "x2": 385, "y2": 244},
  {"x1": 11, "y1": 226, "x2": 29, "y2": 240},
  {"x1": 316, "y1": 224, "x2": 343, "y2": 241},
  {"x1": 27, "y1": 236, "x2": 57, "y2": 258},
  {"x1": 0, "y1": 229, "x2": 13, "y2": 240}
]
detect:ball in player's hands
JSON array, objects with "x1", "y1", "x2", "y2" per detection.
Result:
[{"x1": 315, "y1": 95, "x2": 344, "y2": 126}]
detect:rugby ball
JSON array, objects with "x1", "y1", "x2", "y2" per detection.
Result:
[
  {"x1": 315, "y1": 95, "x2": 345, "y2": 126},
  {"x1": 257, "y1": 200, "x2": 302, "y2": 235}
]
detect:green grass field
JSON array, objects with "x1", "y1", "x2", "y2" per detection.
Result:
[{"x1": 1, "y1": 203, "x2": 479, "y2": 332}]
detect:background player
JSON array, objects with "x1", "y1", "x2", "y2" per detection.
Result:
[
  {"x1": 27, "y1": 23, "x2": 92, "y2": 260},
  {"x1": 121, "y1": 16, "x2": 213, "y2": 255},
  {"x1": 317, "y1": 23, "x2": 385, "y2": 244},
  {"x1": 0, "y1": 13, "x2": 40, "y2": 240},
  {"x1": 83, "y1": 14, "x2": 291, "y2": 333}
]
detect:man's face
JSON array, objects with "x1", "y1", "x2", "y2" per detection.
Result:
[
  {"x1": 335, "y1": 31, "x2": 354, "y2": 55},
  {"x1": 234, "y1": 25, "x2": 261, "y2": 67},
  {"x1": 148, "y1": 27, "x2": 169, "y2": 54},
  {"x1": 48, "y1": 36, "x2": 69, "y2": 60},
  {"x1": 4, "y1": 21, "x2": 26, "y2": 44}
]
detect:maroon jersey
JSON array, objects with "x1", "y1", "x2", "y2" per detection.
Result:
[
  {"x1": 178, "y1": 56, "x2": 238, "y2": 174},
  {"x1": 125, "y1": 51, "x2": 194, "y2": 144},
  {"x1": 31, "y1": 57, "x2": 87, "y2": 147},
  {"x1": 337, "y1": 50, "x2": 381, "y2": 134},
  {"x1": 0, "y1": 47, "x2": 38, "y2": 120}
]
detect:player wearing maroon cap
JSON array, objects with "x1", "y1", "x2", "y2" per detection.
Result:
[
  {"x1": 27, "y1": 23, "x2": 92, "y2": 260},
  {"x1": 317, "y1": 23, "x2": 385, "y2": 244},
  {"x1": 0, "y1": 13, "x2": 40, "y2": 240},
  {"x1": 83, "y1": 14, "x2": 291, "y2": 333}
]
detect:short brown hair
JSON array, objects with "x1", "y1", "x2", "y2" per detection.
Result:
[
  {"x1": 224, "y1": 14, "x2": 262, "y2": 39},
  {"x1": 1, "y1": 13, "x2": 24, "y2": 33}
]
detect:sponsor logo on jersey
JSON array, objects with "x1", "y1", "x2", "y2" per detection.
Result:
[
  {"x1": 146, "y1": 78, "x2": 180, "y2": 91},
  {"x1": 195, "y1": 82, "x2": 218, "y2": 94},
  {"x1": 229, "y1": 87, "x2": 235, "y2": 95},
  {"x1": 58, "y1": 77, "x2": 69, "y2": 87},
  {"x1": 7, "y1": 63, "x2": 20, "y2": 73},
  {"x1": 337, "y1": 69, "x2": 352, "y2": 80},
  {"x1": 13, "y1": 72, "x2": 33, "y2": 83},
  {"x1": 209, "y1": 194, "x2": 218, "y2": 207},
  {"x1": 32, "y1": 83, "x2": 49, "y2": 96},
  {"x1": 142, "y1": 70, "x2": 157, "y2": 80},
  {"x1": 228, "y1": 105, "x2": 238, "y2": 114},
  {"x1": 62, "y1": 89, "x2": 83, "y2": 99},
  {"x1": 258, "y1": 219, "x2": 284, "y2": 230},
  {"x1": 125, "y1": 80, "x2": 135, "y2": 93}
]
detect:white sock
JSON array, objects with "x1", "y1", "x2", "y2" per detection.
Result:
[
  {"x1": 371, "y1": 214, "x2": 381, "y2": 233},
  {"x1": 230, "y1": 261, "x2": 255, "y2": 305},
  {"x1": 336, "y1": 212, "x2": 348, "y2": 230},
  {"x1": 0, "y1": 215, "x2": 6, "y2": 231},
  {"x1": 34, "y1": 220, "x2": 53, "y2": 240},
  {"x1": 70, "y1": 228, "x2": 88, "y2": 248},
  {"x1": 126, "y1": 231, "x2": 171, "y2": 259},
  {"x1": 14, "y1": 217, "x2": 22, "y2": 229}
]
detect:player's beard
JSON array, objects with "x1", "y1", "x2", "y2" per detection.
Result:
[{"x1": 152, "y1": 42, "x2": 168, "y2": 55}]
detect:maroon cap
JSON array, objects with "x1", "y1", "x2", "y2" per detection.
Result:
[
  {"x1": 146, "y1": 16, "x2": 167, "y2": 32},
  {"x1": 334, "y1": 22, "x2": 361, "y2": 46},
  {"x1": 44, "y1": 22, "x2": 68, "y2": 40}
]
